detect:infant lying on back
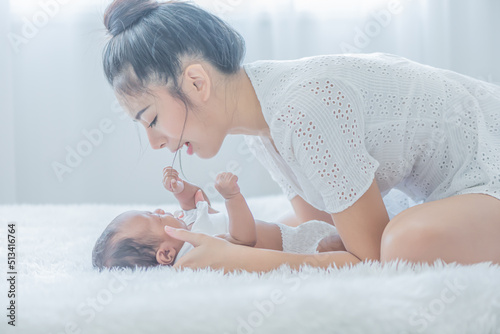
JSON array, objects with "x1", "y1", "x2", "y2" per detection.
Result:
[{"x1": 92, "y1": 167, "x2": 343, "y2": 270}]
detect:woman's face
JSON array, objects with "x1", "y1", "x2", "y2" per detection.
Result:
[{"x1": 118, "y1": 66, "x2": 229, "y2": 159}]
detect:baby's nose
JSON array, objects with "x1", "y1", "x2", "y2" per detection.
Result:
[{"x1": 153, "y1": 208, "x2": 166, "y2": 215}]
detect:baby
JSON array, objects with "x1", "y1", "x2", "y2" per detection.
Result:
[{"x1": 92, "y1": 167, "x2": 343, "y2": 271}]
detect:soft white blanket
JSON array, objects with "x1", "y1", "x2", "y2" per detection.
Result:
[{"x1": 1, "y1": 195, "x2": 499, "y2": 334}]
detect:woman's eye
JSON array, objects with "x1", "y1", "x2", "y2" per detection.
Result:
[{"x1": 148, "y1": 115, "x2": 158, "y2": 128}]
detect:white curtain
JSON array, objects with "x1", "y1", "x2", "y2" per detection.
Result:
[
  {"x1": 2, "y1": 0, "x2": 500, "y2": 204},
  {"x1": 1, "y1": 0, "x2": 16, "y2": 203}
]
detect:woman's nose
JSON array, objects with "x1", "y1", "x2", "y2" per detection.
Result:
[{"x1": 146, "y1": 129, "x2": 167, "y2": 150}]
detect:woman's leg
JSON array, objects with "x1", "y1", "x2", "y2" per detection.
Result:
[{"x1": 381, "y1": 193, "x2": 500, "y2": 264}]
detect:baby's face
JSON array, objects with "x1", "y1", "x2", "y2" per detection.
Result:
[{"x1": 116, "y1": 208, "x2": 188, "y2": 247}]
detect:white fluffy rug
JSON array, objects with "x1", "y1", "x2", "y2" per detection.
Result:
[{"x1": 1, "y1": 195, "x2": 500, "y2": 334}]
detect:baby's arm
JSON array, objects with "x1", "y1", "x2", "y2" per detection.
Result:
[
  {"x1": 163, "y1": 166, "x2": 216, "y2": 211},
  {"x1": 215, "y1": 172, "x2": 257, "y2": 247}
]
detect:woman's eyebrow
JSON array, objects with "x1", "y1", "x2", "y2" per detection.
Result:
[{"x1": 133, "y1": 105, "x2": 151, "y2": 122}]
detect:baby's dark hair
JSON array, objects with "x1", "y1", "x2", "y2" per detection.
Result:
[
  {"x1": 102, "y1": 0, "x2": 246, "y2": 103},
  {"x1": 92, "y1": 214, "x2": 163, "y2": 271}
]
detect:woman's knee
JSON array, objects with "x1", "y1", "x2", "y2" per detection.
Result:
[{"x1": 380, "y1": 213, "x2": 445, "y2": 263}]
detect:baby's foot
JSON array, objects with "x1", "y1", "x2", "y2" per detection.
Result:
[{"x1": 215, "y1": 172, "x2": 240, "y2": 200}]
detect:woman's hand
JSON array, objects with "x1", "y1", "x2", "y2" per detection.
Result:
[{"x1": 164, "y1": 226, "x2": 241, "y2": 273}]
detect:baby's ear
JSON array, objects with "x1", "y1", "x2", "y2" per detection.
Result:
[{"x1": 156, "y1": 246, "x2": 176, "y2": 265}]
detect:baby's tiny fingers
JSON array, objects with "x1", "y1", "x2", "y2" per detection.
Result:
[
  {"x1": 163, "y1": 175, "x2": 173, "y2": 182},
  {"x1": 163, "y1": 167, "x2": 178, "y2": 175},
  {"x1": 164, "y1": 169, "x2": 178, "y2": 176}
]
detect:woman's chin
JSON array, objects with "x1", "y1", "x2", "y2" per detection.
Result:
[
  {"x1": 187, "y1": 140, "x2": 223, "y2": 159},
  {"x1": 194, "y1": 149, "x2": 210, "y2": 159},
  {"x1": 199, "y1": 144, "x2": 224, "y2": 159}
]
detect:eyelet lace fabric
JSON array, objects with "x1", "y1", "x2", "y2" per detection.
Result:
[{"x1": 244, "y1": 53, "x2": 500, "y2": 214}]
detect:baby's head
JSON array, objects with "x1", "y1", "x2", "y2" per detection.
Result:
[{"x1": 92, "y1": 209, "x2": 188, "y2": 271}]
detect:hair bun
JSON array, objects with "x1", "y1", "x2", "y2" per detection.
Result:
[{"x1": 104, "y1": 0, "x2": 159, "y2": 36}]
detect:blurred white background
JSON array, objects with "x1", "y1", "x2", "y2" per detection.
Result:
[{"x1": 1, "y1": 0, "x2": 499, "y2": 204}]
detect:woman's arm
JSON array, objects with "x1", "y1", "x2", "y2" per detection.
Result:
[
  {"x1": 215, "y1": 172, "x2": 257, "y2": 247},
  {"x1": 290, "y1": 195, "x2": 335, "y2": 225},
  {"x1": 226, "y1": 247, "x2": 361, "y2": 272},
  {"x1": 165, "y1": 179, "x2": 388, "y2": 272},
  {"x1": 165, "y1": 226, "x2": 360, "y2": 273},
  {"x1": 331, "y1": 179, "x2": 390, "y2": 261}
]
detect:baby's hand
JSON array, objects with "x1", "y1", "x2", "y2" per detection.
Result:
[
  {"x1": 215, "y1": 172, "x2": 240, "y2": 200},
  {"x1": 163, "y1": 166, "x2": 185, "y2": 194}
]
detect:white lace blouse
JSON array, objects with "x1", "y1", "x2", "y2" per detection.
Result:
[{"x1": 243, "y1": 53, "x2": 500, "y2": 213}]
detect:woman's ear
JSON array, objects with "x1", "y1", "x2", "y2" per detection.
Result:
[
  {"x1": 183, "y1": 64, "x2": 211, "y2": 102},
  {"x1": 156, "y1": 244, "x2": 177, "y2": 265}
]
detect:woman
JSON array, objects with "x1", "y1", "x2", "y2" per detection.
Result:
[{"x1": 101, "y1": 0, "x2": 500, "y2": 273}]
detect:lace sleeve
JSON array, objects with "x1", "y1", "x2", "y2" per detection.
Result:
[
  {"x1": 279, "y1": 77, "x2": 380, "y2": 213},
  {"x1": 267, "y1": 166, "x2": 298, "y2": 201}
]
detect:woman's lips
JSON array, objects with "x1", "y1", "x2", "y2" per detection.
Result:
[
  {"x1": 174, "y1": 142, "x2": 192, "y2": 154},
  {"x1": 186, "y1": 142, "x2": 194, "y2": 155}
]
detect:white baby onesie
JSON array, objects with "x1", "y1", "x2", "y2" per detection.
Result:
[{"x1": 173, "y1": 201, "x2": 338, "y2": 264}]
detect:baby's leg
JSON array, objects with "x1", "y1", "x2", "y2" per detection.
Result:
[
  {"x1": 254, "y1": 220, "x2": 283, "y2": 251},
  {"x1": 316, "y1": 234, "x2": 346, "y2": 252}
]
